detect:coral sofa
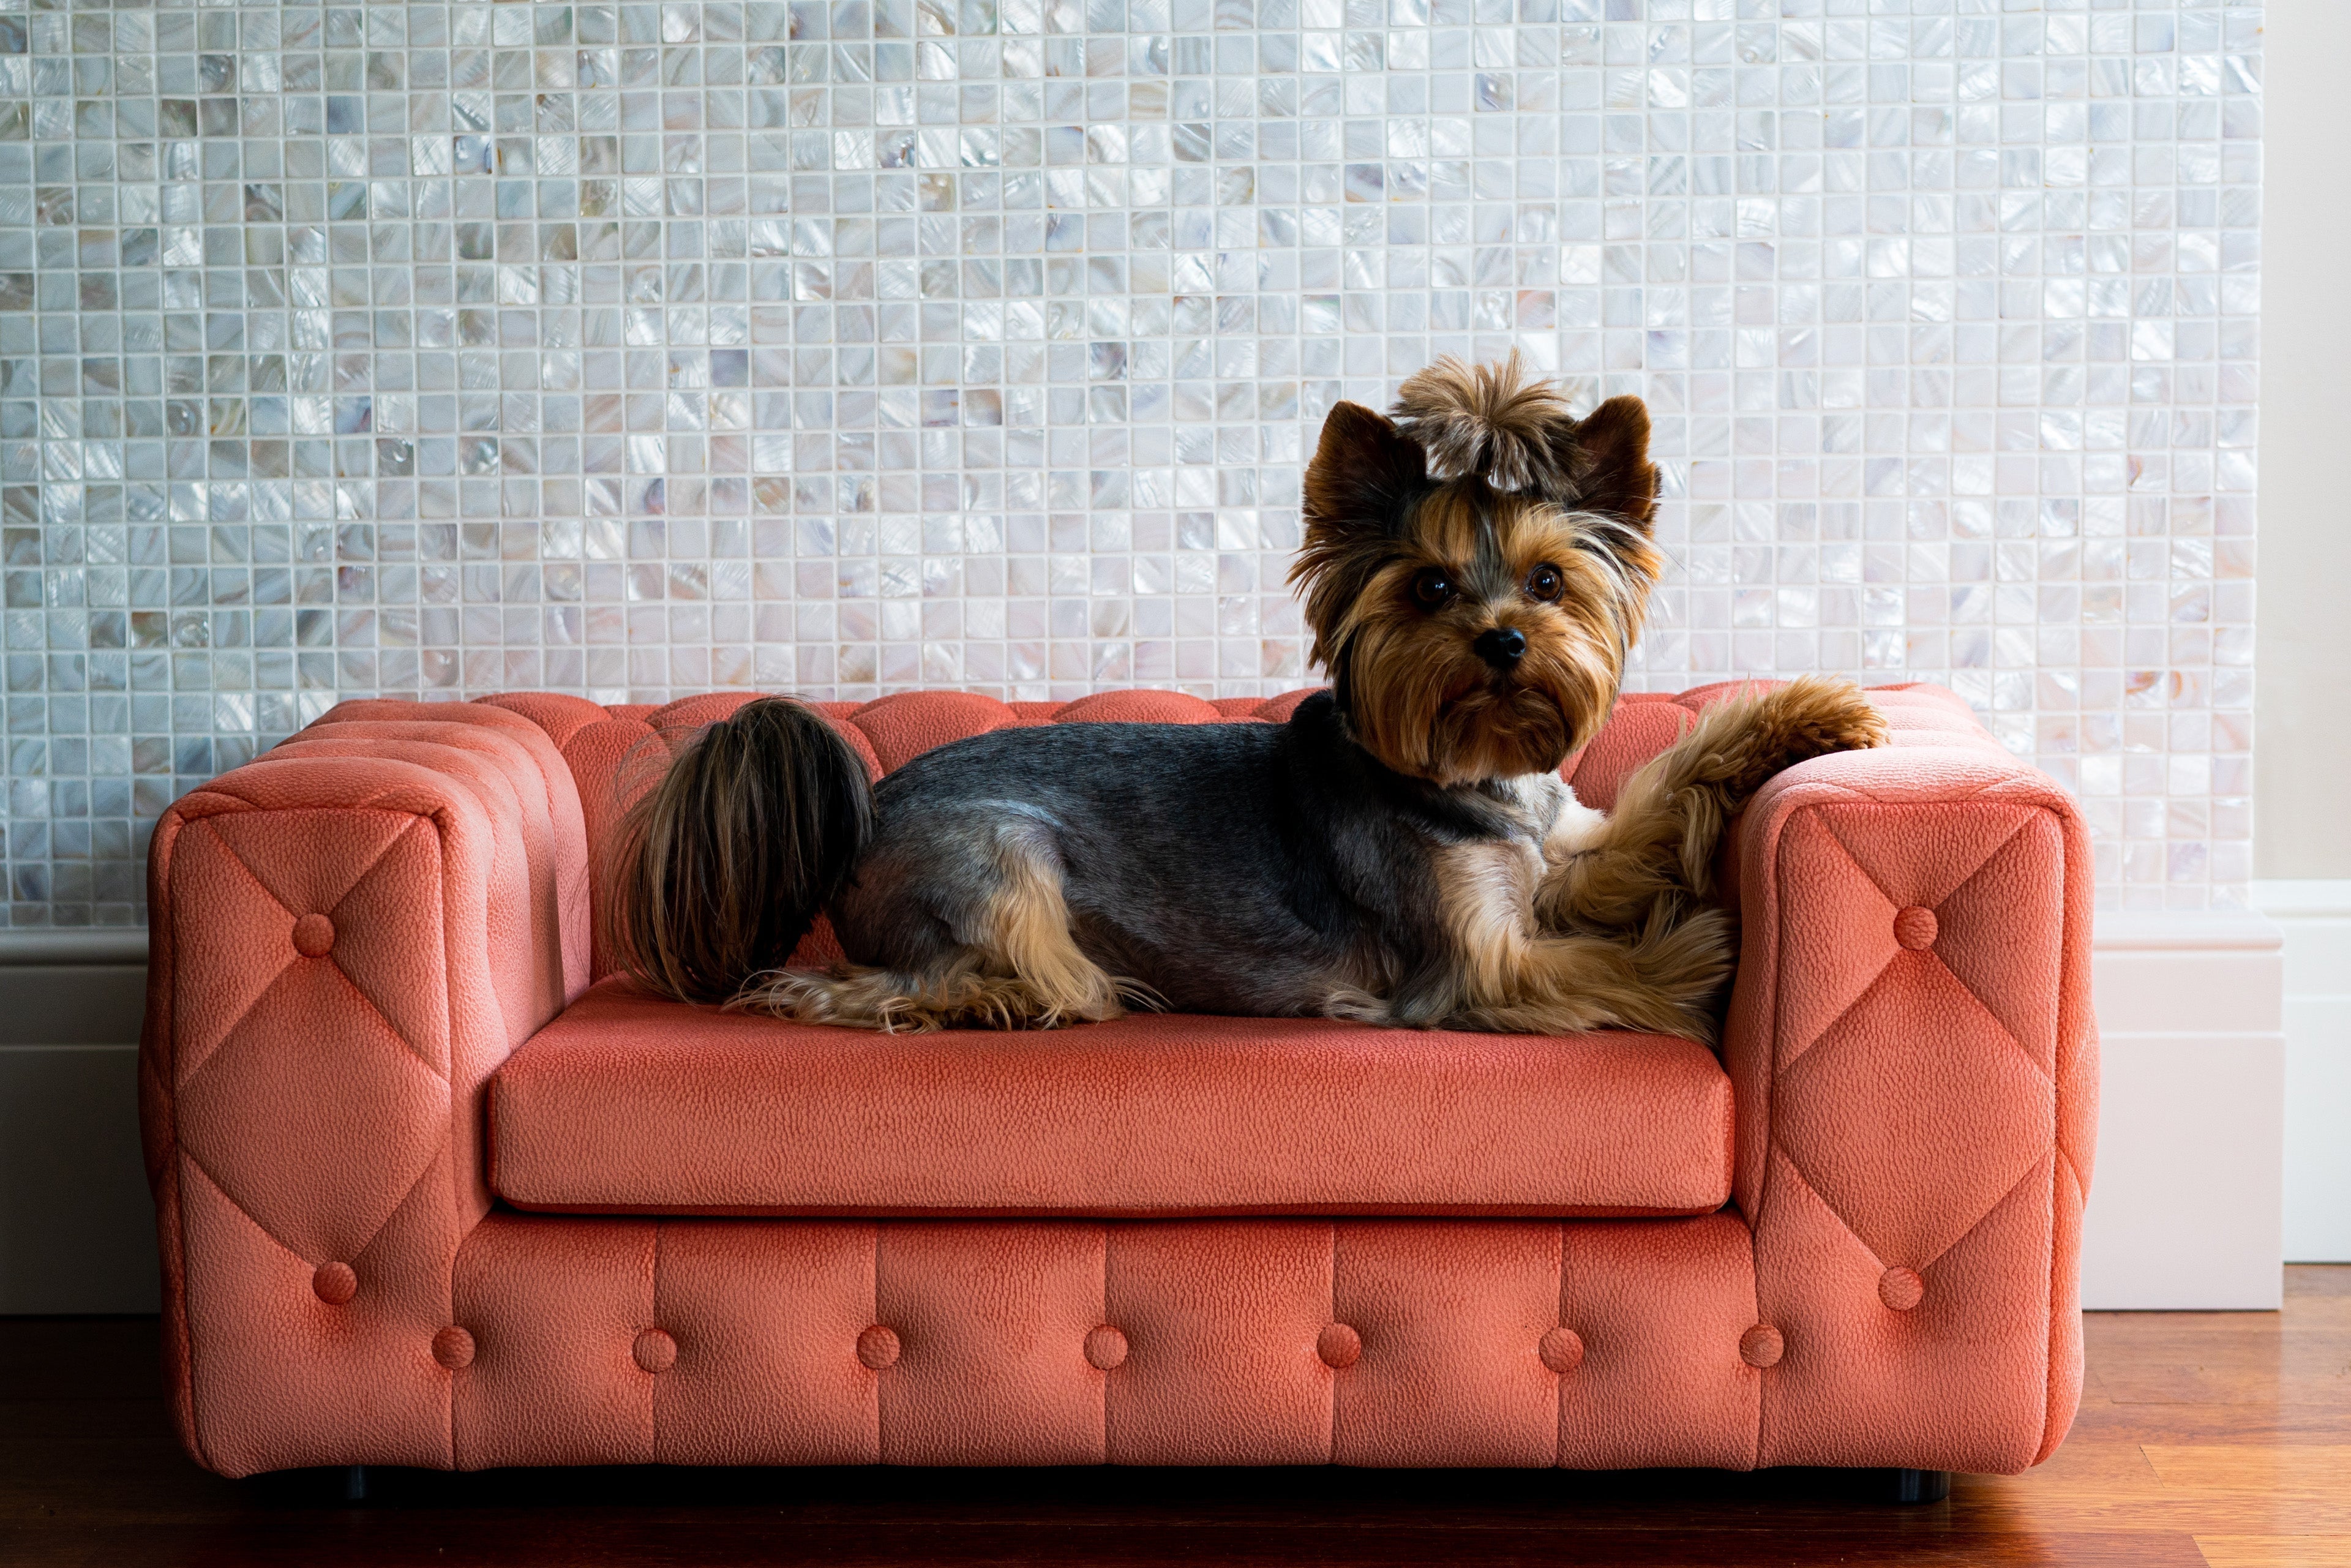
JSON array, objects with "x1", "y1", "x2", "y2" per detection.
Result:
[{"x1": 138, "y1": 682, "x2": 2095, "y2": 1482}]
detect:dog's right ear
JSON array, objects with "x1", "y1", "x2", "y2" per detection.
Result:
[{"x1": 1302, "y1": 401, "x2": 1427, "y2": 543}]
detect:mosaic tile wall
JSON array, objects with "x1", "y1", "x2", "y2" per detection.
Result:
[{"x1": 0, "y1": 0, "x2": 2262, "y2": 926}]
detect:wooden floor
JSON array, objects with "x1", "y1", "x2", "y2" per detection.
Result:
[{"x1": 2, "y1": 1267, "x2": 2344, "y2": 1567}]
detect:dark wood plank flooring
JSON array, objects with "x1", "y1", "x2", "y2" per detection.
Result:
[{"x1": 4, "y1": 1267, "x2": 2344, "y2": 1567}]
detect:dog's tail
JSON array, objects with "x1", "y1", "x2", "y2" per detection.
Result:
[{"x1": 603, "y1": 697, "x2": 874, "y2": 1005}]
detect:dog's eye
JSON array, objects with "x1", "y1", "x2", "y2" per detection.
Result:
[
  {"x1": 1411, "y1": 569, "x2": 1454, "y2": 609},
  {"x1": 1524, "y1": 563, "x2": 1564, "y2": 603}
]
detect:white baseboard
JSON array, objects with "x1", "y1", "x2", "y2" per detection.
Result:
[
  {"x1": 2081, "y1": 910, "x2": 2285, "y2": 1310},
  {"x1": 2253, "y1": 880, "x2": 2351, "y2": 1264},
  {"x1": 0, "y1": 915, "x2": 2296, "y2": 1314}
]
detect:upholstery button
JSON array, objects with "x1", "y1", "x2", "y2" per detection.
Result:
[
  {"x1": 856, "y1": 1325, "x2": 901, "y2": 1370},
  {"x1": 1539, "y1": 1327, "x2": 1585, "y2": 1374},
  {"x1": 1879, "y1": 1266, "x2": 1925, "y2": 1311},
  {"x1": 632, "y1": 1328, "x2": 677, "y2": 1373},
  {"x1": 292, "y1": 913, "x2": 336, "y2": 958},
  {"x1": 311, "y1": 1262, "x2": 358, "y2": 1306},
  {"x1": 1317, "y1": 1322, "x2": 1362, "y2": 1370},
  {"x1": 1739, "y1": 1324, "x2": 1783, "y2": 1368},
  {"x1": 432, "y1": 1327, "x2": 475, "y2": 1370},
  {"x1": 1893, "y1": 906, "x2": 1938, "y2": 951},
  {"x1": 1084, "y1": 1325, "x2": 1129, "y2": 1371}
]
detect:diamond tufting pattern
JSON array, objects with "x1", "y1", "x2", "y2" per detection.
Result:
[
  {"x1": 141, "y1": 683, "x2": 2093, "y2": 1479},
  {"x1": 143, "y1": 716, "x2": 589, "y2": 1474},
  {"x1": 1724, "y1": 686, "x2": 2097, "y2": 1472}
]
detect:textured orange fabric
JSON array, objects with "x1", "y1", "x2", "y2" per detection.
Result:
[
  {"x1": 1720, "y1": 683, "x2": 2097, "y2": 1472},
  {"x1": 489, "y1": 980, "x2": 1734, "y2": 1218},
  {"x1": 1051, "y1": 689, "x2": 1224, "y2": 725},
  {"x1": 1561, "y1": 700, "x2": 1695, "y2": 812},
  {"x1": 141, "y1": 729, "x2": 589, "y2": 1475},
  {"x1": 478, "y1": 691, "x2": 609, "y2": 754},
  {"x1": 1332, "y1": 1221, "x2": 1564, "y2": 1465},
  {"x1": 1104, "y1": 1220, "x2": 1337, "y2": 1463},
  {"x1": 268, "y1": 729, "x2": 585, "y2": 1022},
  {"x1": 645, "y1": 691, "x2": 767, "y2": 737},
  {"x1": 306, "y1": 702, "x2": 591, "y2": 1011},
  {"x1": 443, "y1": 1212, "x2": 1779, "y2": 1469},
  {"x1": 846, "y1": 690, "x2": 1028, "y2": 773},
  {"x1": 1254, "y1": 688, "x2": 1321, "y2": 724},
  {"x1": 1558, "y1": 1209, "x2": 1760, "y2": 1468},
  {"x1": 140, "y1": 681, "x2": 2093, "y2": 1479}
]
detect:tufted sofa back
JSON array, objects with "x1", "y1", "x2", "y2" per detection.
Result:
[{"x1": 326, "y1": 682, "x2": 1948, "y2": 983}]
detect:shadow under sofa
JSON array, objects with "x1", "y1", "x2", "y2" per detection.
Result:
[{"x1": 137, "y1": 681, "x2": 2096, "y2": 1487}]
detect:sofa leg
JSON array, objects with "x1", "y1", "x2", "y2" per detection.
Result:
[
  {"x1": 339, "y1": 1465, "x2": 370, "y2": 1505},
  {"x1": 1881, "y1": 1468, "x2": 1951, "y2": 1504}
]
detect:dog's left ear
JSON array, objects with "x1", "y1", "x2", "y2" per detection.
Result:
[{"x1": 1560, "y1": 395, "x2": 1660, "y2": 533}]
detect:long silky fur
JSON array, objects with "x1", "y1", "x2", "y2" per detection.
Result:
[
  {"x1": 1391, "y1": 350, "x2": 1577, "y2": 493},
  {"x1": 603, "y1": 697, "x2": 875, "y2": 1006},
  {"x1": 1534, "y1": 675, "x2": 1893, "y2": 939}
]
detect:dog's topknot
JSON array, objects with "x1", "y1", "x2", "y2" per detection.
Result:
[{"x1": 1390, "y1": 351, "x2": 1573, "y2": 493}]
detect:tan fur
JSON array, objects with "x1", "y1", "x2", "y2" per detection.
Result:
[
  {"x1": 734, "y1": 838, "x2": 1145, "y2": 1032},
  {"x1": 1295, "y1": 485, "x2": 1661, "y2": 786},
  {"x1": 1555, "y1": 396, "x2": 1660, "y2": 526},
  {"x1": 1293, "y1": 372, "x2": 1668, "y2": 789},
  {"x1": 1392, "y1": 351, "x2": 1577, "y2": 494},
  {"x1": 978, "y1": 843, "x2": 1138, "y2": 1024},
  {"x1": 1536, "y1": 675, "x2": 1891, "y2": 939},
  {"x1": 740, "y1": 963, "x2": 1136, "y2": 1033},
  {"x1": 1422, "y1": 840, "x2": 1735, "y2": 1043}
]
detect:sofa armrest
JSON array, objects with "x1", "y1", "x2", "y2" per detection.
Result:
[
  {"x1": 1723, "y1": 685, "x2": 2098, "y2": 1472},
  {"x1": 139, "y1": 701, "x2": 588, "y2": 1476}
]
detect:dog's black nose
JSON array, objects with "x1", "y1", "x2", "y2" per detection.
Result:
[{"x1": 1473, "y1": 628, "x2": 1527, "y2": 670}]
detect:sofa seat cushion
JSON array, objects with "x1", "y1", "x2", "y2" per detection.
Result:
[{"x1": 489, "y1": 980, "x2": 1734, "y2": 1218}]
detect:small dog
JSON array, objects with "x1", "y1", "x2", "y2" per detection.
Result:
[{"x1": 610, "y1": 355, "x2": 1887, "y2": 1041}]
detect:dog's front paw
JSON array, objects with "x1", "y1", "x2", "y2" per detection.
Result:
[{"x1": 1751, "y1": 674, "x2": 1889, "y2": 769}]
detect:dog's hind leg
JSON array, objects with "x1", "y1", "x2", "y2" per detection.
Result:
[
  {"x1": 1409, "y1": 841, "x2": 1735, "y2": 1044},
  {"x1": 948, "y1": 831, "x2": 1138, "y2": 1027},
  {"x1": 1437, "y1": 912, "x2": 1737, "y2": 1044},
  {"x1": 1535, "y1": 674, "x2": 1887, "y2": 938},
  {"x1": 734, "y1": 822, "x2": 1134, "y2": 1032}
]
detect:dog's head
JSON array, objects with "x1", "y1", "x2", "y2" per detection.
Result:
[{"x1": 1291, "y1": 353, "x2": 1663, "y2": 787}]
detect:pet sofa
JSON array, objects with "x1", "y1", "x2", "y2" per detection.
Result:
[{"x1": 138, "y1": 681, "x2": 2094, "y2": 1482}]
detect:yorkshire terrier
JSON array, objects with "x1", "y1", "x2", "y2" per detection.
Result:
[{"x1": 609, "y1": 354, "x2": 1888, "y2": 1041}]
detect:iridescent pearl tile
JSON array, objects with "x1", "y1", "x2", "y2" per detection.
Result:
[{"x1": 0, "y1": 0, "x2": 2264, "y2": 923}]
